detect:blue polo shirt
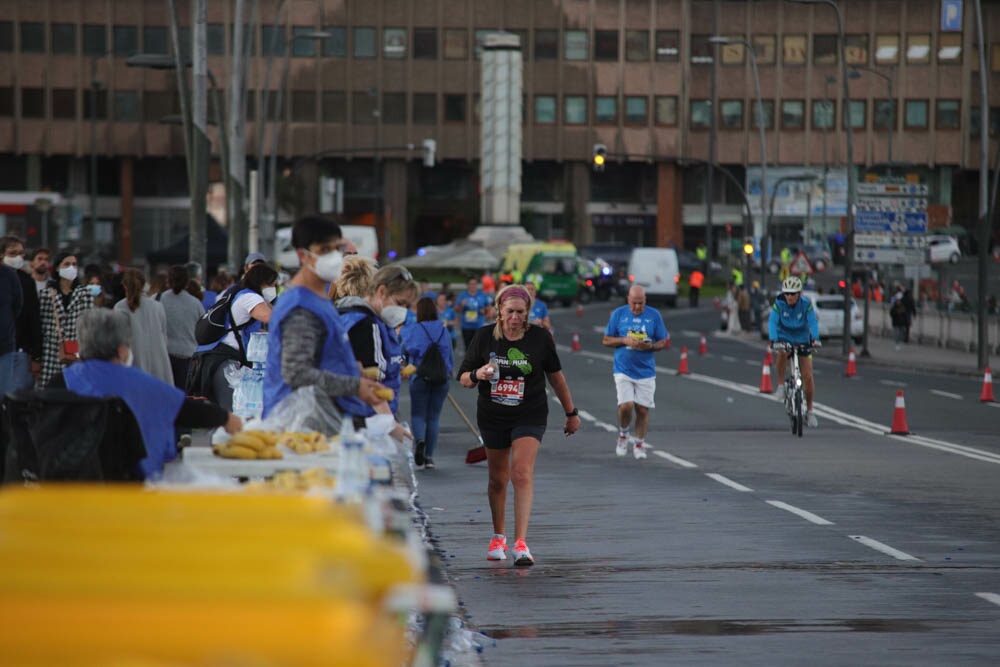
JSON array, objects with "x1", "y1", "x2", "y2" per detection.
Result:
[{"x1": 604, "y1": 305, "x2": 668, "y2": 380}]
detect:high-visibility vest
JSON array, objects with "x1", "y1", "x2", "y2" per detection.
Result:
[
  {"x1": 695, "y1": 246, "x2": 707, "y2": 261},
  {"x1": 731, "y1": 268, "x2": 743, "y2": 286},
  {"x1": 689, "y1": 270, "x2": 705, "y2": 289}
]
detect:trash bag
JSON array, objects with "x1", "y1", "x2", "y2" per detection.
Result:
[
  {"x1": 257, "y1": 385, "x2": 343, "y2": 437},
  {"x1": 1, "y1": 389, "x2": 147, "y2": 484}
]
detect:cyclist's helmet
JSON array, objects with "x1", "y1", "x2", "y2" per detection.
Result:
[{"x1": 781, "y1": 276, "x2": 803, "y2": 294}]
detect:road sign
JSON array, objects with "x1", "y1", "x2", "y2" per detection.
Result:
[
  {"x1": 853, "y1": 247, "x2": 925, "y2": 265},
  {"x1": 855, "y1": 210, "x2": 928, "y2": 234},
  {"x1": 788, "y1": 251, "x2": 814, "y2": 275},
  {"x1": 855, "y1": 233, "x2": 927, "y2": 249},
  {"x1": 941, "y1": 0, "x2": 963, "y2": 31},
  {"x1": 856, "y1": 182, "x2": 929, "y2": 196}
]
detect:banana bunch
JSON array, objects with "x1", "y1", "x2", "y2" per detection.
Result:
[
  {"x1": 212, "y1": 431, "x2": 283, "y2": 460},
  {"x1": 276, "y1": 430, "x2": 331, "y2": 455},
  {"x1": 375, "y1": 387, "x2": 395, "y2": 401},
  {"x1": 244, "y1": 467, "x2": 336, "y2": 492},
  {"x1": 400, "y1": 363, "x2": 417, "y2": 378},
  {"x1": 361, "y1": 366, "x2": 381, "y2": 379}
]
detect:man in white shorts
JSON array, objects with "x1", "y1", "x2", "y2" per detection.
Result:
[{"x1": 601, "y1": 286, "x2": 669, "y2": 459}]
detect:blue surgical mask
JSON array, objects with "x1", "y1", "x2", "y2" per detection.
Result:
[{"x1": 86, "y1": 284, "x2": 102, "y2": 297}]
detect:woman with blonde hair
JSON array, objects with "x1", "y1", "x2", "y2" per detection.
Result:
[
  {"x1": 113, "y1": 268, "x2": 173, "y2": 385},
  {"x1": 331, "y1": 255, "x2": 377, "y2": 301}
]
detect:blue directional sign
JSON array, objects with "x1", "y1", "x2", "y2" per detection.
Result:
[
  {"x1": 941, "y1": 0, "x2": 963, "y2": 32},
  {"x1": 855, "y1": 210, "x2": 928, "y2": 234}
]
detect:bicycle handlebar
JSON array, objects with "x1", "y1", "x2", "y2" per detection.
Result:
[{"x1": 771, "y1": 341, "x2": 821, "y2": 353}]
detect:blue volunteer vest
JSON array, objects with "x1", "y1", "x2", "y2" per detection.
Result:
[
  {"x1": 338, "y1": 305, "x2": 402, "y2": 416},
  {"x1": 195, "y1": 287, "x2": 263, "y2": 354}
]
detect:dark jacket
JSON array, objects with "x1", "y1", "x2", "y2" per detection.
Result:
[{"x1": 14, "y1": 269, "x2": 42, "y2": 360}]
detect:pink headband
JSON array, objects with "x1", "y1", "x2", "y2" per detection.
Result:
[{"x1": 497, "y1": 286, "x2": 531, "y2": 307}]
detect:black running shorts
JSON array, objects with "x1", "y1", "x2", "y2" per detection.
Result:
[{"x1": 480, "y1": 424, "x2": 546, "y2": 449}]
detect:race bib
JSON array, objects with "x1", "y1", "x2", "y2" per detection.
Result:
[
  {"x1": 464, "y1": 309, "x2": 479, "y2": 323},
  {"x1": 490, "y1": 379, "x2": 525, "y2": 406},
  {"x1": 627, "y1": 330, "x2": 649, "y2": 342}
]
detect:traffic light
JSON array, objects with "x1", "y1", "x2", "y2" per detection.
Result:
[
  {"x1": 592, "y1": 143, "x2": 607, "y2": 172},
  {"x1": 422, "y1": 138, "x2": 436, "y2": 167},
  {"x1": 743, "y1": 237, "x2": 755, "y2": 256}
]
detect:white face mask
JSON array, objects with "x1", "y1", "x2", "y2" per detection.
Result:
[
  {"x1": 3, "y1": 255, "x2": 24, "y2": 270},
  {"x1": 308, "y1": 249, "x2": 344, "y2": 283},
  {"x1": 86, "y1": 284, "x2": 102, "y2": 297},
  {"x1": 58, "y1": 266, "x2": 78, "y2": 282},
  {"x1": 261, "y1": 286, "x2": 277, "y2": 303},
  {"x1": 380, "y1": 305, "x2": 409, "y2": 329}
]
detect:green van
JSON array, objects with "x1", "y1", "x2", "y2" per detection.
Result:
[{"x1": 501, "y1": 242, "x2": 580, "y2": 306}]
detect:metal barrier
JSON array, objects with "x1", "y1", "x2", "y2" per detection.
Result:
[{"x1": 872, "y1": 304, "x2": 1000, "y2": 354}]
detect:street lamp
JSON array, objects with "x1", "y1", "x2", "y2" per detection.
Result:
[
  {"x1": 850, "y1": 65, "x2": 895, "y2": 165},
  {"x1": 709, "y1": 35, "x2": 768, "y2": 289},
  {"x1": 787, "y1": 0, "x2": 856, "y2": 355}
]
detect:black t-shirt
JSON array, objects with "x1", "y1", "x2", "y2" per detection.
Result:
[{"x1": 458, "y1": 324, "x2": 562, "y2": 431}]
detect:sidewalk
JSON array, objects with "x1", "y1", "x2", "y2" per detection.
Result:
[{"x1": 840, "y1": 331, "x2": 986, "y2": 377}]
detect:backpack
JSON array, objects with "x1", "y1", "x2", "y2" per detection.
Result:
[
  {"x1": 890, "y1": 298, "x2": 906, "y2": 317},
  {"x1": 415, "y1": 324, "x2": 448, "y2": 385},
  {"x1": 194, "y1": 288, "x2": 253, "y2": 357}
]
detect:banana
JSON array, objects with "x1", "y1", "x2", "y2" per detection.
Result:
[
  {"x1": 216, "y1": 444, "x2": 257, "y2": 460},
  {"x1": 400, "y1": 364, "x2": 417, "y2": 378},
  {"x1": 374, "y1": 387, "x2": 394, "y2": 401},
  {"x1": 228, "y1": 432, "x2": 268, "y2": 452},
  {"x1": 361, "y1": 366, "x2": 381, "y2": 379},
  {"x1": 258, "y1": 446, "x2": 283, "y2": 460}
]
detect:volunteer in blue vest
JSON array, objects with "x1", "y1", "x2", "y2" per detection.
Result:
[
  {"x1": 263, "y1": 216, "x2": 386, "y2": 432},
  {"x1": 456, "y1": 277, "x2": 491, "y2": 349},
  {"x1": 51, "y1": 308, "x2": 243, "y2": 480}
]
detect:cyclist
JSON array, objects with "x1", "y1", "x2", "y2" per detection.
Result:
[{"x1": 768, "y1": 276, "x2": 820, "y2": 427}]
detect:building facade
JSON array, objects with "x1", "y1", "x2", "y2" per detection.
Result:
[{"x1": 1, "y1": 0, "x2": 998, "y2": 264}]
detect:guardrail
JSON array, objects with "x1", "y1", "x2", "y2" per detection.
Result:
[{"x1": 870, "y1": 303, "x2": 1000, "y2": 354}]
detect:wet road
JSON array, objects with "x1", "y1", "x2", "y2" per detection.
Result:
[{"x1": 410, "y1": 302, "x2": 1000, "y2": 666}]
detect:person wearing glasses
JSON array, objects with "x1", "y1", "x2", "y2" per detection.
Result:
[{"x1": 768, "y1": 276, "x2": 821, "y2": 428}]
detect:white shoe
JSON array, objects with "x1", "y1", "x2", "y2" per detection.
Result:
[
  {"x1": 486, "y1": 535, "x2": 508, "y2": 561},
  {"x1": 806, "y1": 411, "x2": 818, "y2": 428},
  {"x1": 632, "y1": 443, "x2": 648, "y2": 459},
  {"x1": 615, "y1": 435, "x2": 628, "y2": 457},
  {"x1": 775, "y1": 384, "x2": 785, "y2": 400}
]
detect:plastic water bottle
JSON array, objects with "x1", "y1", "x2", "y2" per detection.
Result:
[
  {"x1": 337, "y1": 421, "x2": 369, "y2": 497},
  {"x1": 487, "y1": 352, "x2": 499, "y2": 390}
]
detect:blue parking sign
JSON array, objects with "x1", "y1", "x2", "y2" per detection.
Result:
[{"x1": 941, "y1": 0, "x2": 963, "y2": 32}]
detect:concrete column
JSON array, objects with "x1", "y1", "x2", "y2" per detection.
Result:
[
  {"x1": 383, "y1": 159, "x2": 409, "y2": 255},
  {"x1": 120, "y1": 157, "x2": 134, "y2": 264},
  {"x1": 299, "y1": 160, "x2": 319, "y2": 215},
  {"x1": 656, "y1": 162, "x2": 683, "y2": 248},
  {"x1": 26, "y1": 155, "x2": 42, "y2": 191},
  {"x1": 565, "y1": 162, "x2": 592, "y2": 246}
]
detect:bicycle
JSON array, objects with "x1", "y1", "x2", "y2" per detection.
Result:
[{"x1": 772, "y1": 341, "x2": 819, "y2": 437}]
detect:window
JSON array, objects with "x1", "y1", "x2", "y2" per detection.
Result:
[
  {"x1": 52, "y1": 89, "x2": 76, "y2": 119},
  {"x1": 564, "y1": 96, "x2": 586, "y2": 124},
  {"x1": 206, "y1": 23, "x2": 224, "y2": 55},
  {"x1": 906, "y1": 34, "x2": 930, "y2": 64},
  {"x1": 992, "y1": 44, "x2": 1000, "y2": 72},
  {"x1": 626, "y1": 30, "x2": 649, "y2": 61},
  {"x1": 535, "y1": 96, "x2": 556, "y2": 124},
  {"x1": 353, "y1": 27, "x2": 376, "y2": 58},
  {"x1": 781, "y1": 100, "x2": 804, "y2": 129},
  {"x1": 51, "y1": 23, "x2": 76, "y2": 54},
  {"x1": 967, "y1": 107, "x2": 1000, "y2": 137},
  {"x1": 292, "y1": 27, "x2": 318, "y2": 57},
  {"x1": 812, "y1": 99, "x2": 835, "y2": 129},
  {"x1": 114, "y1": 90, "x2": 138, "y2": 122},
  {"x1": 564, "y1": 30, "x2": 588, "y2": 61},
  {"x1": 245, "y1": 95, "x2": 255, "y2": 121},
  {"x1": 381, "y1": 92, "x2": 405, "y2": 124},
  {"x1": 720, "y1": 100, "x2": 743, "y2": 129},
  {"x1": 534, "y1": 29, "x2": 557, "y2": 60},
  {"x1": 753, "y1": 35, "x2": 776, "y2": 65},
  {"x1": 655, "y1": 30, "x2": 679, "y2": 62},
  {"x1": 143, "y1": 91, "x2": 177, "y2": 122},
  {"x1": 139, "y1": 26, "x2": 166, "y2": 55},
  {"x1": 20, "y1": 22, "x2": 44, "y2": 53},
  {"x1": 82, "y1": 88, "x2": 108, "y2": 119},
  {"x1": 261, "y1": 25, "x2": 284, "y2": 56},
  {"x1": 625, "y1": 96, "x2": 647, "y2": 124},
  {"x1": 690, "y1": 34, "x2": 713, "y2": 65},
  {"x1": 413, "y1": 28, "x2": 436, "y2": 59},
  {"x1": 444, "y1": 94, "x2": 466, "y2": 122},
  {"x1": 654, "y1": 96, "x2": 677, "y2": 126},
  {"x1": 228, "y1": 25, "x2": 253, "y2": 55},
  {"x1": 594, "y1": 30, "x2": 618, "y2": 61},
  {"x1": 875, "y1": 34, "x2": 899, "y2": 64},
  {"x1": 719, "y1": 38, "x2": 744, "y2": 65},
  {"x1": 751, "y1": 99, "x2": 774, "y2": 129},
  {"x1": 291, "y1": 91, "x2": 316, "y2": 122},
  {"x1": 413, "y1": 93, "x2": 436, "y2": 123},
  {"x1": 383, "y1": 28, "x2": 406, "y2": 58},
  {"x1": 936, "y1": 99, "x2": 960, "y2": 129},
  {"x1": 474, "y1": 29, "x2": 492, "y2": 59},
  {"x1": 321, "y1": 91, "x2": 345, "y2": 122},
  {"x1": 352, "y1": 91, "x2": 376, "y2": 124},
  {"x1": 783, "y1": 35, "x2": 806, "y2": 65},
  {"x1": 595, "y1": 96, "x2": 617, "y2": 124},
  {"x1": 690, "y1": 99, "x2": 711, "y2": 129},
  {"x1": 265, "y1": 92, "x2": 285, "y2": 121},
  {"x1": 845, "y1": 34, "x2": 868, "y2": 65},
  {"x1": 113, "y1": 25, "x2": 137, "y2": 56},
  {"x1": 904, "y1": 99, "x2": 928, "y2": 129},
  {"x1": 443, "y1": 29, "x2": 466, "y2": 59},
  {"x1": 83, "y1": 25, "x2": 106, "y2": 55},
  {"x1": 874, "y1": 99, "x2": 896, "y2": 130},
  {"x1": 813, "y1": 34, "x2": 838, "y2": 66},
  {"x1": 0, "y1": 87, "x2": 12, "y2": 115},
  {"x1": 321, "y1": 27, "x2": 346, "y2": 57},
  {"x1": 938, "y1": 33, "x2": 962, "y2": 64},
  {"x1": 21, "y1": 88, "x2": 44, "y2": 118},
  {"x1": 844, "y1": 99, "x2": 865, "y2": 129},
  {"x1": 0, "y1": 22, "x2": 11, "y2": 52}
]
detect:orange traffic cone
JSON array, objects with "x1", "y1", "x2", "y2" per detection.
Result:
[
  {"x1": 678, "y1": 346, "x2": 690, "y2": 375},
  {"x1": 764, "y1": 348, "x2": 773, "y2": 366},
  {"x1": 845, "y1": 348, "x2": 857, "y2": 377},
  {"x1": 890, "y1": 390, "x2": 910, "y2": 435},
  {"x1": 571, "y1": 331, "x2": 581, "y2": 352},
  {"x1": 759, "y1": 357, "x2": 774, "y2": 394},
  {"x1": 980, "y1": 367, "x2": 995, "y2": 402},
  {"x1": 576, "y1": 303, "x2": 583, "y2": 317},
  {"x1": 699, "y1": 334, "x2": 707, "y2": 355}
]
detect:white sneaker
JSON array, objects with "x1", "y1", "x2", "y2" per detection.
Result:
[
  {"x1": 806, "y1": 411, "x2": 818, "y2": 428},
  {"x1": 615, "y1": 435, "x2": 628, "y2": 457},
  {"x1": 486, "y1": 535, "x2": 508, "y2": 561},
  {"x1": 775, "y1": 384, "x2": 785, "y2": 400},
  {"x1": 632, "y1": 443, "x2": 648, "y2": 459}
]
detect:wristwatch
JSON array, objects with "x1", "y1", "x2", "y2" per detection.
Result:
[{"x1": 565, "y1": 408, "x2": 579, "y2": 418}]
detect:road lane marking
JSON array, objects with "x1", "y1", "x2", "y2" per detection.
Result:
[
  {"x1": 879, "y1": 379, "x2": 907, "y2": 387},
  {"x1": 765, "y1": 500, "x2": 834, "y2": 525},
  {"x1": 930, "y1": 390, "x2": 963, "y2": 400},
  {"x1": 849, "y1": 535, "x2": 921, "y2": 562},
  {"x1": 578, "y1": 409, "x2": 598, "y2": 422},
  {"x1": 987, "y1": 402, "x2": 1000, "y2": 409},
  {"x1": 706, "y1": 473, "x2": 753, "y2": 492},
  {"x1": 975, "y1": 593, "x2": 1000, "y2": 607},
  {"x1": 745, "y1": 359, "x2": 761, "y2": 366},
  {"x1": 682, "y1": 330, "x2": 702, "y2": 338},
  {"x1": 652, "y1": 450, "x2": 698, "y2": 468},
  {"x1": 722, "y1": 355, "x2": 738, "y2": 363},
  {"x1": 595, "y1": 422, "x2": 619, "y2": 433}
]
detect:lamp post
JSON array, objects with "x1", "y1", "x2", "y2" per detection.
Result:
[
  {"x1": 850, "y1": 65, "x2": 894, "y2": 164},
  {"x1": 709, "y1": 35, "x2": 768, "y2": 289},
  {"x1": 788, "y1": 0, "x2": 855, "y2": 355}
]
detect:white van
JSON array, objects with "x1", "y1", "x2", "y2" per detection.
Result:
[
  {"x1": 628, "y1": 247, "x2": 679, "y2": 307},
  {"x1": 275, "y1": 224, "x2": 379, "y2": 269}
]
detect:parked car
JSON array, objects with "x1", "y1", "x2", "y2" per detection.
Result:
[
  {"x1": 927, "y1": 235, "x2": 962, "y2": 264},
  {"x1": 628, "y1": 247, "x2": 679, "y2": 307},
  {"x1": 757, "y1": 291, "x2": 862, "y2": 343}
]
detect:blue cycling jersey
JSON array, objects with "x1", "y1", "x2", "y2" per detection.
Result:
[{"x1": 768, "y1": 294, "x2": 819, "y2": 344}]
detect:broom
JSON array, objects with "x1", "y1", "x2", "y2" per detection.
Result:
[{"x1": 447, "y1": 393, "x2": 486, "y2": 464}]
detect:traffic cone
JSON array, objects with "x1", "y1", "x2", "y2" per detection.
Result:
[
  {"x1": 698, "y1": 334, "x2": 708, "y2": 355},
  {"x1": 890, "y1": 390, "x2": 910, "y2": 435},
  {"x1": 571, "y1": 331, "x2": 581, "y2": 352},
  {"x1": 576, "y1": 303, "x2": 583, "y2": 317},
  {"x1": 677, "y1": 346, "x2": 690, "y2": 375},
  {"x1": 764, "y1": 348, "x2": 773, "y2": 366},
  {"x1": 665, "y1": 336, "x2": 671, "y2": 349},
  {"x1": 845, "y1": 348, "x2": 857, "y2": 377},
  {"x1": 759, "y1": 357, "x2": 774, "y2": 394},
  {"x1": 980, "y1": 367, "x2": 995, "y2": 402}
]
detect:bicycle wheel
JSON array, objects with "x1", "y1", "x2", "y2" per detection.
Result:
[{"x1": 794, "y1": 388, "x2": 804, "y2": 437}]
